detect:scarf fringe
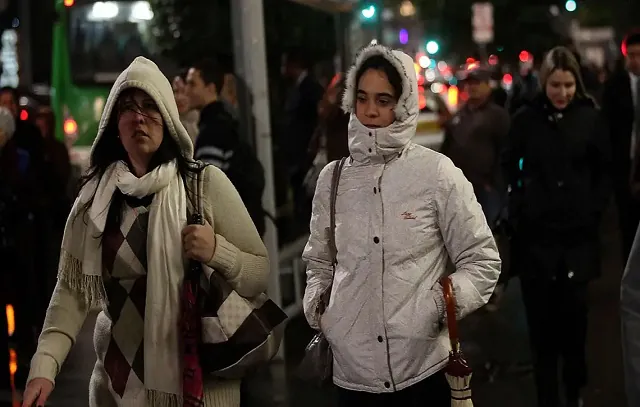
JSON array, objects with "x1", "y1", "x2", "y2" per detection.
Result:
[
  {"x1": 57, "y1": 249, "x2": 108, "y2": 309},
  {"x1": 146, "y1": 389, "x2": 183, "y2": 407}
]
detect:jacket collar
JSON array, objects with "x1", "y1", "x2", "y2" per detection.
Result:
[{"x1": 348, "y1": 114, "x2": 415, "y2": 163}]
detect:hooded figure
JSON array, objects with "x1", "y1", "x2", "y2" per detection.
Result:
[
  {"x1": 302, "y1": 44, "x2": 501, "y2": 404},
  {"x1": 23, "y1": 57, "x2": 269, "y2": 407}
]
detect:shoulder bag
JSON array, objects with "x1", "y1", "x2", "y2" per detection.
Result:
[{"x1": 297, "y1": 157, "x2": 346, "y2": 385}]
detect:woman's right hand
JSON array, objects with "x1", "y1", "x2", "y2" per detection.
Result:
[{"x1": 22, "y1": 378, "x2": 54, "y2": 407}]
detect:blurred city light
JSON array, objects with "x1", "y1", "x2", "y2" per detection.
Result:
[
  {"x1": 565, "y1": 0, "x2": 577, "y2": 12},
  {"x1": 426, "y1": 40, "x2": 439, "y2": 55},
  {"x1": 488, "y1": 54, "x2": 499, "y2": 65},
  {"x1": 399, "y1": 1, "x2": 416, "y2": 17},
  {"x1": 503, "y1": 73, "x2": 513, "y2": 85},
  {"x1": 361, "y1": 5, "x2": 376, "y2": 19},
  {"x1": 64, "y1": 0, "x2": 75, "y2": 6},
  {"x1": 431, "y1": 83, "x2": 444, "y2": 94},
  {"x1": 418, "y1": 91, "x2": 427, "y2": 110},
  {"x1": 466, "y1": 57, "x2": 476, "y2": 64},
  {"x1": 6, "y1": 304, "x2": 14, "y2": 337},
  {"x1": 448, "y1": 85, "x2": 459, "y2": 107},
  {"x1": 425, "y1": 70, "x2": 436, "y2": 82},
  {"x1": 64, "y1": 118, "x2": 78, "y2": 135},
  {"x1": 419, "y1": 55, "x2": 431, "y2": 68},
  {"x1": 519, "y1": 50, "x2": 531, "y2": 62},
  {"x1": 437, "y1": 61, "x2": 447, "y2": 71},
  {"x1": 399, "y1": 29, "x2": 409, "y2": 45},
  {"x1": 131, "y1": 1, "x2": 153, "y2": 21}
]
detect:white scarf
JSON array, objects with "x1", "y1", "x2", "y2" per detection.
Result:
[{"x1": 60, "y1": 160, "x2": 186, "y2": 404}]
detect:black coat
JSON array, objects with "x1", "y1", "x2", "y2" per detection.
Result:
[
  {"x1": 602, "y1": 69, "x2": 636, "y2": 195},
  {"x1": 194, "y1": 102, "x2": 266, "y2": 237},
  {"x1": 503, "y1": 95, "x2": 611, "y2": 282}
]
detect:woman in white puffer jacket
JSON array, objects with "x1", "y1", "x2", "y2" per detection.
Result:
[{"x1": 302, "y1": 44, "x2": 502, "y2": 405}]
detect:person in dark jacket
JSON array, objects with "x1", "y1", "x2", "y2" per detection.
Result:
[
  {"x1": 507, "y1": 61, "x2": 541, "y2": 115},
  {"x1": 602, "y1": 30, "x2": 640, "y2": 262},
  {"x1": 503, "y1": 47, "x2": 611, "y2": 407},
  {"x1": 281, "y1": 48, "x2": 324, "y2": 227},
  {"x1": 0, "y1": 106, "x2": 41, "y2": 375},
  {"x1": 442, "y1": 65, "x2": 511, "y2": 307},
  {"x1": 186, "y1": 58, "x2": 266, "y2": 237}
]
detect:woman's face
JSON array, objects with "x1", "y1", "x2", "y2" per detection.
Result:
[
  {"x1": 355, "y1": 68, "x2": 397, "y2": 129},
  {"x1": 117, "y1": 89, "x2": 164, "y2": 170},
  {"x1": 545, "y1": 69, "x2": 576, "y2": 110}
]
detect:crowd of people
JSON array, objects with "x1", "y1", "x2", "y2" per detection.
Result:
[{"x1": 2, "y1": 27, "x2": 640, "y2": 407}]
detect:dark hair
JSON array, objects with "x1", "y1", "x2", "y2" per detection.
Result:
[
  {"x1": 178, "y1": 68, "x2": 189, "y2": 81},
  {"x1": 216, "y1": 53, "x2": 234, "y2": 75},
  {"x1": 192, "y1": 58, "x2": 225, "y2": 94},
  {"x1": 355, "y1": 55, "x2": 403, "y2": 101},
  {"x1": 0, "y1": 87, "x2": 18, "y2": 104},
  {"x1": 624, "y1": 30, "x2": 640, "y2": 49},
  {"x1": 284, "y1": 47, "x2": 312, "y2": 70},
  {"x1": 539, "y1": 46, "x2": 590, "y2": 102},
  {"x1": 76, "y1": 89, "x2": 195, "y2": 233}
]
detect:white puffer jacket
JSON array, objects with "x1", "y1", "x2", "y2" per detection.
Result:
[{"x1": 302, "y1": 44, "x2": 501, "y2": 393}]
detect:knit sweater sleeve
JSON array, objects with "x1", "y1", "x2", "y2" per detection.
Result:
[
  {"x1": 27, "y1": 279, "x2": 90, "y2": 385},
  {"x1": 202, "y1": 165, "x2": 270, "y2": 297}
]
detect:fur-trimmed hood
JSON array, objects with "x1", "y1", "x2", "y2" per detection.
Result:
[
  {"x1": 90, "y1": 57, "x2": 194, "y2": 159},
  {"x1": 342, "y1": 44, "x2": 419, "y2": 162}
]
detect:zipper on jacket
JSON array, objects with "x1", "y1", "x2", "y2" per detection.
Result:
[{"x1": 377, "y1": 163, "x2": 397, "y2": 391}]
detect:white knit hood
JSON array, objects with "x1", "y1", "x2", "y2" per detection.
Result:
[
  {"x1": 341, "y1": 44, "x2": 419, "y2": 161},
  {"x1": 90, "y1": 56, "x2": 194, "y2": 159}
]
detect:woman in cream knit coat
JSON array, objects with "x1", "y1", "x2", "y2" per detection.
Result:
[{"x1": 22, "y1": 57, "x2": 269, "y2": 407}]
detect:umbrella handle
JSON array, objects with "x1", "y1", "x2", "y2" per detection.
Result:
[{"x1": 441, "y1": 276, "x2": 460, "y2": 353}]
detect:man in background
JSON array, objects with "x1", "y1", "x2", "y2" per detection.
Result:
[
  {"x1": 186, "y1": 58, "x2": 266, "y2": 237},
  {"x1": 280, "y1": 48, "x2": 323, "y2": 229},
  {"x1": 603, "y1": 30, "x2": 640, "y2": 262}
]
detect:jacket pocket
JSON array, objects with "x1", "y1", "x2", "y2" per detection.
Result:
[{"x1": 386, "y1": 289, "x2": 441, "y2": 341}]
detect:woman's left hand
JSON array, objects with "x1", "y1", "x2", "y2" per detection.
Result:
[{"x1": 182, "y1": 220, "x2": 217, "y2": 263}]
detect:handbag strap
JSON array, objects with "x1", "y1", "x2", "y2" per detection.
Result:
[
  {"x1": 317, "y1": 157, "x2": 346, "y2": 312},
  {"x1": 441, "y1": 276, "x2": 460, "y2": 353},
  {"x1": 189, "y1": 162, "x2": 206, "y2": 226},
  {"x1": 328, "y1": 158, "x2": 346, "y2": 267}
]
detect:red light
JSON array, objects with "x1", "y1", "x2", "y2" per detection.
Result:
[
  {"x1": 418, "y1": 86, "x2": 427, "y2": 110},
  {"x1": 488, "y1": 54, "x2": 499, "y2": 65},
  {"x1": 19, "y1": 110, "x2": 28, "y2": 121},
  {"x1": 417, "y1": 74, "x2": 425, "y2": 86},
  {"x1": 64, "y1": 118, "x2": 78, "y2": 135},
  {"x1": 64, "y1": 0, "x2": 75, "y2": 6},
  {"x1": 519, "y1": 51, "x2": 530, "y2": 63},
  {"x1": 460, "y1": 91, "x2": 469, "y2": 102},
  {"x1": 503, "y1": 73, "x2": 513, "y2": 85},
  {"x1": 466, "y1": 57, "x2": 476, "y2": 64}
]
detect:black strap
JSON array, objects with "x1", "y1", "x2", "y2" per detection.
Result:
[
  {"x1": 189, "y1": 162, "x2": 205, "y2": 226},
  {"x1": 328, "y1": 158, "x2": 346, "y2": 266}
]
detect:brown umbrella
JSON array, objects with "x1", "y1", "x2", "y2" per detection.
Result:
[{"x1": 442, "y1": 276, "x2": 474, "y2": 406}]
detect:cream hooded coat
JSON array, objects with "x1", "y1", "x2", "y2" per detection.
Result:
[
  {"x1": 27, "y1": 57, "x2": 269, "y2": 407},
  {"x1": 302, "y1": 45, "x2": 501, "y2": 393}
]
